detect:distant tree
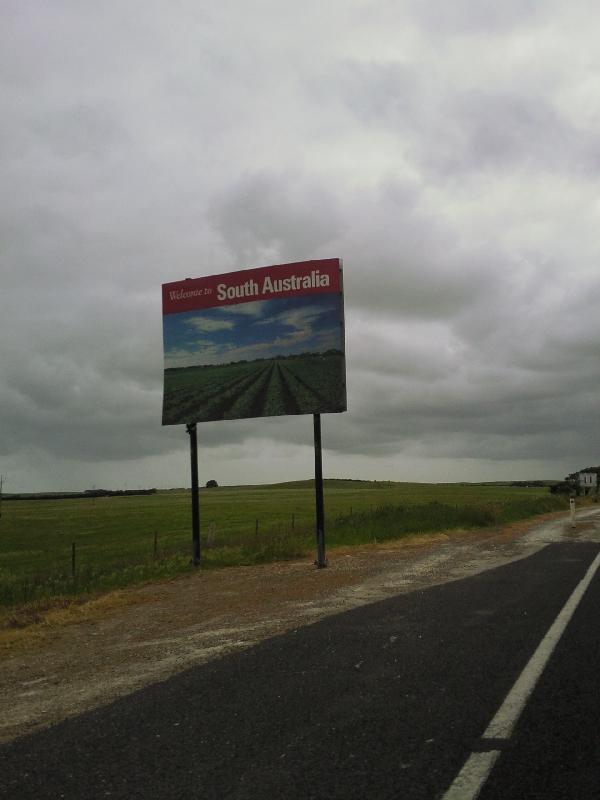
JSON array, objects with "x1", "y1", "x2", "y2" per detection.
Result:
[
  {"x1": 550, "y1": 481, "x2": 574, "y2": 495},
  {"x1": 205, "y1": 479, "x2": 218, "y2": 488}
]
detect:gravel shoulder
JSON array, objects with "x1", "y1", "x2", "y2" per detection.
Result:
[{"x1": 2, "y1": 508, "x2": 598, "y2": 744}]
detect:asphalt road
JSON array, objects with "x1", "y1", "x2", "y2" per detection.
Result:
[{"x1": 1, "y1": 540, "x2": 599, "y2": 800}]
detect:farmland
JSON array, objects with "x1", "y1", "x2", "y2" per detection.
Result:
[
  {"x1": 162, "y1": 351, "x2": 346, "y2": 424},
  {"x1": 0, "y1": 480, "x2": 567, "y2": 612}
]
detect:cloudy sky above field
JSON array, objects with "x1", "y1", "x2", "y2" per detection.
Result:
[{"x1": 2, "y1": 0, "x2": 600, "y2": 491}]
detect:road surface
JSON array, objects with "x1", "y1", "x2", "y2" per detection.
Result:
[{"x1": 1, "y1": 510, "x2": 599, "y2": 799}]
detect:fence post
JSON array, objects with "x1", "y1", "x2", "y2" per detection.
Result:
[{"x1": 570, "y1": 496, "x2": 576, "y2": 528}]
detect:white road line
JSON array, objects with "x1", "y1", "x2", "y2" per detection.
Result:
[
  {"x1": 442, "y1": 549, "x2": 600, "y2": 800},
  {"x1": 484, "y1": 550, "x2": 600, "y2": 740},
  {"x1": 441, "y1": 751, "x2": 501, "y2": 800}
]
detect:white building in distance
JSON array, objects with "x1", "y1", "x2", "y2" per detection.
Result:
[{"x1": 577, "y1": 472, "x2": 598, "y2": 495}]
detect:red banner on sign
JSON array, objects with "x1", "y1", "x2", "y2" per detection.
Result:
[{"x1": 162, "y1": 258, "x2": 341, "y2": 315}]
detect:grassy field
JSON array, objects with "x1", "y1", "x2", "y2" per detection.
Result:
[{"x1": 0, "y1": 480, "x2": 568, "y2": 610}]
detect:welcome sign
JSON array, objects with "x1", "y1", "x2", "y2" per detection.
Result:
[{"x1": 162, "y1": 259, "x2": 346, "y2": 425}]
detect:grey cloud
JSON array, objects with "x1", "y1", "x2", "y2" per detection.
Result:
[
  {"x1": 32, "y1": 104, "x2": 129, "y2": 159},
  {"x1": 209, "y1": 171, "x2": 343, "y2": 265},
  {"x1": 346, "y1": 318, "x2": 463, "y2": 383},
  {"x1": 330, "y1": 60, "x2": 419, "y2": 128},
  {"x1": 326, "y1": 60, "x2": 597, "y2": 177},
  {"x1": 406, "y1": 0, "x2": 550, "y2": 35},
  {"x1": 340, "y1": 187, "x2": 503, "y2": 320},
  {"x1": 328, "y1": 260, "x2": 600, "y2": 466},
  {"x1": 424, "y1": 89, "x2": 591, "y2": 175},
  {"x1": 0, "y1": 280, "x2": 166, "y2": 461},
  {"x1": 322, "y1": 367, "x2": 600, "y2": 463}
]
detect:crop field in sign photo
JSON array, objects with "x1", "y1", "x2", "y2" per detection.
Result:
[
  {"x1": 162, "y1": 351, "x2": 346, "y2": 424},
  {"x1": 0, "y1": 480, "x2": 568, "y2": 617}
]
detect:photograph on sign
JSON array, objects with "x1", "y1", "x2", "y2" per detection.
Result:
[{"x1": 162, "y1": 259, "x2": 346, "y2": 425}]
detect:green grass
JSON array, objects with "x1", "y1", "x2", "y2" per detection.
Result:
[{"x1": 0, "y1": 480, "x2": 568, "y2": 609}]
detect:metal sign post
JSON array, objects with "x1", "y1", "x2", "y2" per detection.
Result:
[
  {"x1": 313, "y1": 414, "x2": 327, "y2": 568},
  {"x1": 163, "y1": 259, "x2": 347, "y2": 572},
  {"x1": 186, "y1": 423, "x2": 201, "y2": 566}
]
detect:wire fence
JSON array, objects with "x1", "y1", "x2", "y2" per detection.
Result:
[
  {"x1": 0, "y1": 495, "x2": 568, "y2": 610},
  {"x1": 0, "y1": 511, "x2": 321, "y2": 608}
]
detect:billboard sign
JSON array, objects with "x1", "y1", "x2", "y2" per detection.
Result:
[{"x1": 162, "y1": 259, "x2": 346, "y2": 425}]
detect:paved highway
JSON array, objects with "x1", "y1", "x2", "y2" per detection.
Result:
[{"x1": 1, "y1": 539, "x2": 599, "y2": 799}]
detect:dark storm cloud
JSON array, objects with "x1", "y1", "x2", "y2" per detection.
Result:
[
  {"x1": 2, "y1": 1, "x2": 599, "y2": 490},
  {"x1": 0, "y1": 286, "x2": 165, "y2": 461}
]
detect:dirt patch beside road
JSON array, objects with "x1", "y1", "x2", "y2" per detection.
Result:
[{"x1": 1, "y1": 511, "x2": 592, "y2": 744}]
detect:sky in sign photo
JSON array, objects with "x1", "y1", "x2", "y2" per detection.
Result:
[
  {"x1": 2, "y1": 1, "x2": 600, "y2": 490},
  {"x1": 163, "y1": 294, "x2": 344, "y2": 370}
]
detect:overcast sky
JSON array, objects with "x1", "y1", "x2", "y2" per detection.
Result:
[{"x1": 2, "y1": 1, "x2": 600, "y2": 492}]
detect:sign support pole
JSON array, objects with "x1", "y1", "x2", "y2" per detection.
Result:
[
  {"x1": 313, "y1": 413, "x2": 327, "y2": 568},
  {"x1": 186, "y1": 423, "x2": 201, "y2": 566}
]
